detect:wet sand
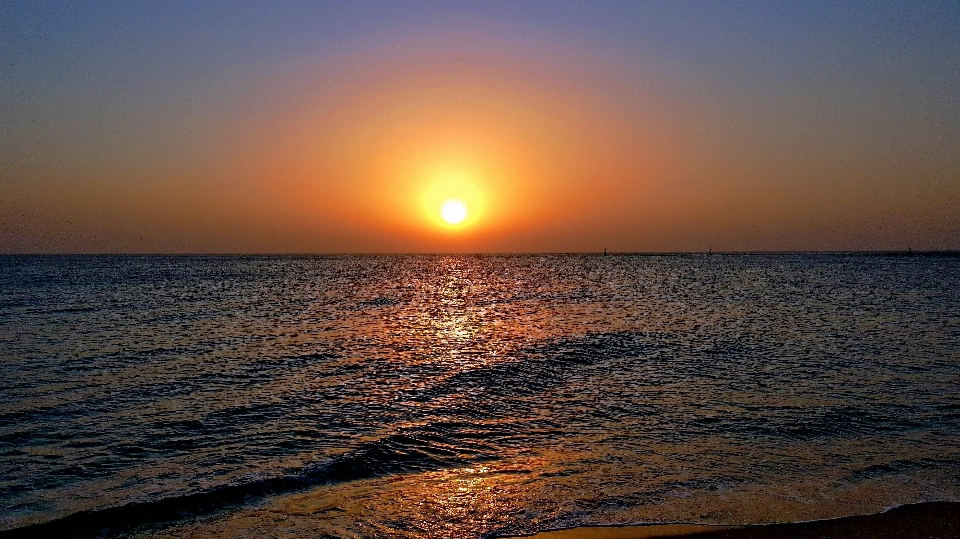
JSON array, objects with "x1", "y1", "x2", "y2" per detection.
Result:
[{"x1": 506, "y1": 501, "x2": 960, "y2": 539}]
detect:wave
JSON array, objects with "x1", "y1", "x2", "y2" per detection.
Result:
[
  {"x1": 410, "y1": 331, "x2": 659, "y2": 403},
  {"x1": 0, "y1": 427, "x2": 486, "y2": 538},
  {"x1": 0, "y1": 331, "x2": 656, "y2": 538}
]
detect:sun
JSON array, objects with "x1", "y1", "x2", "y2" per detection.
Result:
[
  {"x1": 419, "y1": 170, "x2": 484, "y2": 231},
  {"x1": 440, "y1": 199, "x2": 468, "y2": 225}
]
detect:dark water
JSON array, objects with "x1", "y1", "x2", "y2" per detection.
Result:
[{"x1": 1, "y1": 254, "x2": 959, "y2": 538}]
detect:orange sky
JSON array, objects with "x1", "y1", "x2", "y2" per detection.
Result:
[{"x1": 2, "y1": 4, "x2": 958, "y2": 253}]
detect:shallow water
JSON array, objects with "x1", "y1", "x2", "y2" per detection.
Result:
[{"x1": 1, "y1": 254, "x2": 959, "y2": 537}]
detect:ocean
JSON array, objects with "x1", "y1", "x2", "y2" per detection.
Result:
[{"x1": 1, "y1": 254, "x2": 959, "y2": 538}]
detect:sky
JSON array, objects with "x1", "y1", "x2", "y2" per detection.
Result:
[{"x1": 1, "y1": 1, "x2": 958, "y2": 253}]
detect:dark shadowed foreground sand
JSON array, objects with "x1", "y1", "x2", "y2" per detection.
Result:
[{"x1": 503, "y1": 501, "x2": 960, "y2": 539}]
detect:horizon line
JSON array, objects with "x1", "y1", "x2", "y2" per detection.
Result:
[{"x1": 2, "y1": 250, "x2": 959, "y2": 257}]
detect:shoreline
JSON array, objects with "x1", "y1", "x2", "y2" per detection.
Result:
[
  {"x1": 502, "y1": 501, "x2": 960, "y2": 539},
  {"x1": 2, "y1": 500, "x2": 957, "y2": 539}
]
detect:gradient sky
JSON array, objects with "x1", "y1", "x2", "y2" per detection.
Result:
[{"x1": 2, "y1": 1, "x2": 958, "y2": 253}]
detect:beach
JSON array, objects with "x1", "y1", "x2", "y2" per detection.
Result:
[{"x1": 512, "y1": 502, "x2": 960, "y2": 539}]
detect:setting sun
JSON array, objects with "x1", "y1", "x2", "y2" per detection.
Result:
[
  {"x1": 417, "y1": 170, "x2": 488, "y2": 235},
  {"x1": 441, "y1": 199, "x2": 468, "y2": 225}
]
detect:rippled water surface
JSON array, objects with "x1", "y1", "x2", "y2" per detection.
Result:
[{"x1": 2, "y1": 254, "x2": 959, "y2": 537}]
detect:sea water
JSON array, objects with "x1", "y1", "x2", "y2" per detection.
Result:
[{"x1": 1, "y1": 254, "x2": 959, "y2": 538}]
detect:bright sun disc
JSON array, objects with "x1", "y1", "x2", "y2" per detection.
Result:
[{"x1": 440, "y1": 199, "x2": 467, "y2": 224}]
